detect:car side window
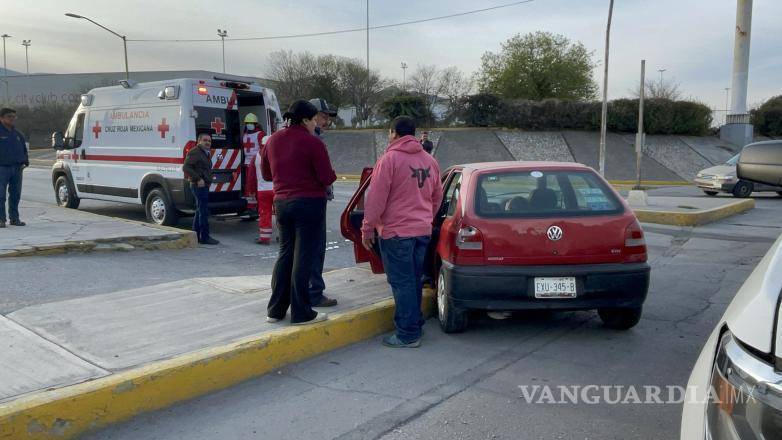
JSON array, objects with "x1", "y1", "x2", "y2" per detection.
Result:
[
  {"x1": 443, "y1": 172, "x2": 462, "y2": 217},
  {"x1": 64, "y1": 113, "x2": 85, "y2": 149}
]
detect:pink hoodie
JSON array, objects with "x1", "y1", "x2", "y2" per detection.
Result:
[{"x1": 361, "y1": 135, "x2": 443, "y2": 240}]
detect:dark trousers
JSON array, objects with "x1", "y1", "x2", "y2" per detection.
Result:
[
  {"x1": 190, "y1": 185, "x2": 210, "y2": 242},
  {"x1": 379, "y1": 236, "x2": 430, "y2": 343},
  {"x1": 0, "y1": 165, "x2": 23, "y2": 223},
  {"x1": 309, "y1": 218, "x2": 327, "y2": 302},
  {"x1": 268, "y1": 197, "x2": 326, "y2": 323}
]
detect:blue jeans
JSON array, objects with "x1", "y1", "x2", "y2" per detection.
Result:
[
  {"x1": 0, "y1": 165, "x2": 23, "y2": 223},
  {"x1": 379, "y1": 236, "x2": 430, "y2": 343},
  {"x1": 190, "y1": 185, "x2": 210, "y2": 242}
]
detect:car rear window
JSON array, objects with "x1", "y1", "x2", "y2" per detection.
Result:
[{"x1": 475, "y1": 170, "x2": 623, "y2": 217}]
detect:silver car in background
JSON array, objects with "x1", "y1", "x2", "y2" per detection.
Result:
[{"x1": 695, "y1": 153, "x2": 782, "y2": 198}]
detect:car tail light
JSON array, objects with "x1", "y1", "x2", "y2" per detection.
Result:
[
  {"x1": 457, "y1": 226, "x2": 483, "y2": 250},
  {"x1": 624, "y1": 219, "x2": 647, "y2": 262}
]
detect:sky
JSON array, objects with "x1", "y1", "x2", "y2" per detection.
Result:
[{"x1": 3, "y1": 0, "x2": 781, "y2": 111}]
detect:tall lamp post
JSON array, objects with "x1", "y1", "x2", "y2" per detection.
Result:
[
  {"x1": 217, "y1": 29, "x2": 228, "y2": 73},
  {"x1": 22, "y1": 40, "x2": 31, "y2": 75},
  {"x1": 657, "y1": 68, "x2": 666, "y2": 88},
  {"x1": 401, "y1": 62, "x2": 408, "y2": 92},
  {"x1": 1, "y1": 34, "x2": 10, "y2": 102},
  {"x1": 598, "y1": 0, "x2": 614, "y2": 176},
  {"x1": 65, "y1": 13, "x2": 129, "y2": 79}
]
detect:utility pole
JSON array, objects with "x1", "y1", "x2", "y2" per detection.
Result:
[
  {"x1": 22, "y1": 40, "x2": 31, "y2": 75},
  {"x1": 657, "y1": 68, "x2": 666, "y2": 88},
  {"x1": 724, "y1": 87, "x2": 730, "y2": 125},
  {"x1": 401, "y1": 62, "x2": 407, "y2": 92},
  {"x1": 598, "y1": 0, "x2": 614, "y2": 177},
  {"x1": 217, "y1": 29, "x2": 228, "y2": 73},
  {"x1": 1, "y1": 34, "x2": 9, "y2": 103},
  {"x1": 635, "y1": 60, "x2": 646, "y2": 190}
]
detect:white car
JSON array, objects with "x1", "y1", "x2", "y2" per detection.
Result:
[{"x1": 680, "y1": 233, "x2": 782, "y2": 439}]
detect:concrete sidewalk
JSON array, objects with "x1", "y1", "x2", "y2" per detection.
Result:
[
  {"x1": 0, "y1": 267, "x2": 422, "y2": 439},
  {"x1": 0, "y1": 201, "x2": 195, "y2": 257}
]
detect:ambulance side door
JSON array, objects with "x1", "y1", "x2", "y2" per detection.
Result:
[{"x1": 63, "y1": 111, "x2": 88, "y2": 189}]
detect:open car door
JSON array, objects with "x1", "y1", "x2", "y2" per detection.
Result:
[{"x1": 340, "y1": 167, "x2": 385, "y2": 273}]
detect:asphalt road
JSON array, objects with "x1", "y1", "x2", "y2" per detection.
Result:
[{"x1": 7, "y1": 167, "x2": 782, "y2": 440}]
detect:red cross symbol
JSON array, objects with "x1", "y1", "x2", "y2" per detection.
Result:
[
  {"x1": 92, "y1": 121, "x2": 102, "y2": 139},
  {"x1": 211, "y1": 117, "x2": 225, "y2": 135},
  {"x1": 157, "y1": 118, "x2": 170, "y2": 139}
]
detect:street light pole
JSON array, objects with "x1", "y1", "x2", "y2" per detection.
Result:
[
  {"x1": 22, "y1": 40, "x2": 31, "y2": 75},
  {"x1": 657, "y1": 68, "x2": 666, "y2": 88},
  {"x1": 598, "y1": 0, "x2": 614, "y2": 177},
  {"x1": 65, "y1": 13, "x2": 129, "y2": 79},
  {"x1": 635, "y1": 60, "x2": 646, "y2": 190},
  {"x1": 724, "y1": 87, "x2": 731, "y2": 123},
  {"x1": 401, "y1": 62, "x2": 407, "y2": 92},
  {"x1": 1, "y1": 34, "x2": 9, "y2": 103},
  {"x1": 217, "y1": 29, "x2": 228, "y2": 73}
]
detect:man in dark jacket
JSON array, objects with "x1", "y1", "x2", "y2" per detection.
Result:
[
  {"x1": 0, "y1": 108, "x2": 29, "y2": 228},
  {"x1": 420, "y1": 131, "x2": 434, "y2": 155},
  {"x1": 182, "y1": 133, "x2": 219, "y2": 245}
]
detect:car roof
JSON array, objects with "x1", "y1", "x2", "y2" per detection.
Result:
[{"x1": 450, "y1": 161, "x2": 593, "y2": 173}]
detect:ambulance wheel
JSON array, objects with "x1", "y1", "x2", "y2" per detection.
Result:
[
  {"x1": 145, "y1": 188, "x2": 178, "y2": 226},
  {"x1": 54, "y1": 175, "x2": 80, "y2": 209}
]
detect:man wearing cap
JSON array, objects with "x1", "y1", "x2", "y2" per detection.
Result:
[
  {"x1": 308, "y1": 98, "x2": 339, "y2": 307},
  {"x1": 0, "y1": 108, "x2": 28, "y2": 228}
]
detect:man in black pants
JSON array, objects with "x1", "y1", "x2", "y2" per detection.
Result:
[
  {"x1": 183, "y1": 133, "x2": 219, "y2": 245},
  {"x1": 0, "y1": 108, "x2": 28, "y2": 228}
]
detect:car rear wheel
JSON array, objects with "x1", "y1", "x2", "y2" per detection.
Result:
[
  {"x1": 598, "y1": 307, "x2": 642, "y2": 330},
  {"x1": 145, "y1": 187, "x2": 178, "y2": 226},
  {"x1": 731, "y1": 181, "x2": 753, "y2": 198},
  {"x1": 437, "y1": 267, "x2": 468, "y2": 333},
  {"x1": 703, "y1": 191, "x2": 718, "y2": 196},
  {"x1": 54, "y1": 175, "x2": 80, "y2": 209}
]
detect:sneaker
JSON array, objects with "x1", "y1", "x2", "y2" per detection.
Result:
[
  {"x1": 291, "y1": 312, "x2": 328, "y2": 326},
  {"x1": 382, "y1": 334, "x2": 421, "y2": 348},
  {"x1": 200, "y1": 237, "x2": 220, "y2": 245},
  {"x1": 312, "y1": 295, "x2": 338, "y2": 307},
  {"x1": 266, "y1": 316, "x2": 281, "y2": 323},
  {"x1": 9, "y1": 220, "x2": 25, "y2": 226}
]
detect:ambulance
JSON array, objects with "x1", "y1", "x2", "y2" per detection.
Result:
[{"x1": 51, "y1": 77, "x2": 283, "y2": 225}]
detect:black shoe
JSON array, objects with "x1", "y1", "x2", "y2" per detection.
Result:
[
  {"x1": 9, "y1": 220, "x2": 25, "y2": 226},
  {"x1": 312, "y1": 295, "x2": 338, "y2": 307},
  {"x1": 0, "y1": 222, "x2": 5, "y2": 228},
  {"x1": 200, "y1": 237, "x2": 220, "y2": 245}
]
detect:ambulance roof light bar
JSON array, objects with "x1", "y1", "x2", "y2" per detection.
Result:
[
  {"x1": 119, "y1": 79, "x2": 138, "y2": 89},
  {"x1": 212, "y1": 75, "x2": 255, "y2": 85}
]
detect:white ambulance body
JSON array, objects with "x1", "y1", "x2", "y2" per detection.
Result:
[{"x1": 51, "y1": 77, "x2": 283, "y2": 225}]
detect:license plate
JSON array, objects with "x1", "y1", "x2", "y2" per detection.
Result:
[
  {"x1": 534, "y1": 277, "x2": 577, "y2": 298},
  {"x1": 212, "y1": 172, "x2": 231, "y2": 183}
]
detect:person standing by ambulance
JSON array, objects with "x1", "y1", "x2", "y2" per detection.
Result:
[
  {"x1": 307, "y1": 98, "x2": 339, "y2": 307},
  {"x1": 252, "y1": 143, "x2": 274, "y2": 244},
  {"x1": 262, "y1": 100, "x2": 336, "y2": 325},
  {"x1": 241, "y1": 114, "x2": 265, "y2": 216},
  {"x1": 183, "y1": 133, "x2": 219, "y2": 245},
  {"x1": 0, "y1": 108, "x2": 29, "y2": 228}
]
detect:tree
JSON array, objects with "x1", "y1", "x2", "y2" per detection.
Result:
[
  {"x1": 438, "y1": 67, "x2": 474, "y2": 121},
  {"x1": 336, "y1": 59, "x2": 387, "y2": 125},
  {"x1": 478, "y1": 31, "x2": 597, "y2": 101},
  {"x1": 408, "y1": 65, "x2": 444, "y2": 114},
  {"x1": 751, "y1": 95, "x2": 782, "y2": 136},
  {"x1": 629, "y1": 78, "x2": 682, "y2": 100},
  {"x1": 380, "y1": 94, "x2": 433, "y2": 126}
]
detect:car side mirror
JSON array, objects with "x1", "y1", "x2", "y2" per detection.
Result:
[
  {"x1": 737, "y1": 141, "x2": 782, "y2": 186},
  {"x1": 51, "y1": 132, "x2": 64, "y2": 150}
]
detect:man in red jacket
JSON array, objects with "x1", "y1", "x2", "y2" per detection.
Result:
[{"x1": 362, "y1": 116, "x2": 443, "y2": 348}]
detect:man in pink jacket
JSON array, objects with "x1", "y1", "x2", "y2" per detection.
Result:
[{"x1": 362, "y1": 116, "x2": 443, "y2": 348}]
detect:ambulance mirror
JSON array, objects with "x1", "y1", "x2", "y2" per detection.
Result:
[{"x1": 51, "y1": 132, "x2": 65, "y2": 150}]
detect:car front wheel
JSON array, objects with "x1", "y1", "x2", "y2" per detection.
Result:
[
  {"x1": 54, "y1": 175, "x2": 80, "y2": 209},
  {"x1": 598, "y1": 307, "x2": 642, "y2": 330},
  {"x1": 437, "y1": 267, "x2": 468, "y2": 333}
]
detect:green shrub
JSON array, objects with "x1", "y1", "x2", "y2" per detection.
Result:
[
  {"x1": 10, "y1": 102, "x2": 79, "y2": 147},
  {"x1": 380, "y1": 94, "x2": 434, "y2": 127},
  {"x1": 458, "y1": 93, "x2": 501, "y2": 126},
  {"x1": 751, "y1": 95, "x2": 782, "y2": 136}
]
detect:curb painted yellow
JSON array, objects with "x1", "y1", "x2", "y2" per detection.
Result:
[
  {"x1": 0, "y1": 290, "x2": 435, "y2": 439},
  {"x1": 633, "y1": 198, "x2": 755, "y2": 226}
]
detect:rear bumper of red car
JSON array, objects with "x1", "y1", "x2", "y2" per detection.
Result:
[{"x1": 442, "y1": 261, "x2": 650, "y2": 311}]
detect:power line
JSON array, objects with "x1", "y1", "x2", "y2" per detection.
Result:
[{"x1": 127, "y1": 0, "x2": 535, "y2": 43}]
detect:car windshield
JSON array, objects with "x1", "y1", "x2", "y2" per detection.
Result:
[
  {"x1": 726, "y1": 154, "x2": 740, "y2": 165},
  {"x1": 475, "y1": 170, "x2": 623, "y2": 218}
]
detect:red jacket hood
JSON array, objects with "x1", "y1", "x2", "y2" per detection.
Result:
[{"x1": 387, "y1": 135, "x2": 423, "y2": 154}]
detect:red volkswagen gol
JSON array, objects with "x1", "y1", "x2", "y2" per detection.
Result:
[{"x1": 341, "y1": 162, "x2": 650, "y2": 333}]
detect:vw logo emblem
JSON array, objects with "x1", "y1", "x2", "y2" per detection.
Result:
[{"x1": 547, "y1": 225, "x2": 563, "y2": 241}]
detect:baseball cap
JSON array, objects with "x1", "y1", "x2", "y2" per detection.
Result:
[{"x1": 309, "y1": 98, "x2": 338, "y2": 117}]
